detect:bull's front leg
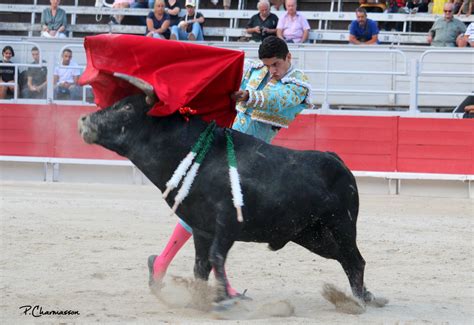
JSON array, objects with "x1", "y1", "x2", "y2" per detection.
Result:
[
  {"x1": 209, "y1": 217, "x2": 239, "y2": 301},
  {"x1": 193, "y1": 230, "x2": 213, "y2": 282}
]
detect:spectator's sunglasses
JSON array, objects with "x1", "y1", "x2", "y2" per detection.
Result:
[{"x1": 444, "y1": 10, "x2": 452, "y2": 13}]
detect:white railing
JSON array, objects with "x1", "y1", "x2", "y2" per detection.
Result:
[
  {"x1": 1, "y1": 40, "x2": 473, "y2": 115},
  {"x1": 0, "y1": 40, "x2": 44, "y2": 102},
  {"x1": 408, "y1": 49, "x2": 474, "y2": 113},
  {"x1": 1, "y1": 4, "x2": 473, "y2": 36},
  {"x1": 0, "y1": 41, "x2": 93, "y2": 104}
]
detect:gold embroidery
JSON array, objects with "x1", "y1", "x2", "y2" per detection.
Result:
[{"x1": 251, "y1": 111, "x2": 290, "y2": 127}]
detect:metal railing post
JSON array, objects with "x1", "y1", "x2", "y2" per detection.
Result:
[
  {"x1": 409, "y1": 58, "x2": 419, "y2": 114},
  {"x1": 321, "y1": 50, "x2": 330, "y2": 112}
]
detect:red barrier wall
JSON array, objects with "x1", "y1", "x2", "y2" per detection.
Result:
[
  {"x1": 0, "y1": 104, "x2": 124, "y2": 160},
  {"x1": 1, "y1": 104, "x2": 473, "y2": 174}
]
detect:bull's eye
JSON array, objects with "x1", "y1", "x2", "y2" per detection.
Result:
[{"x1": 122, "y1": 104, "x2": 132, "y2": 111}]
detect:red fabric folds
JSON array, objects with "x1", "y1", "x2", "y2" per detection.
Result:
[{"x1": 79, "y1": 34, "x2": 245, "y2": 127}]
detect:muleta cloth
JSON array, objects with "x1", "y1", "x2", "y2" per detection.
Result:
[{"x1": 79, "y1": 34, "x2": 245, "y2": 127}]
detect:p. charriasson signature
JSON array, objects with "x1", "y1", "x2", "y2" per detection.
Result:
[{"x1": 19, "y1": 305, "x2": 80, "y2": 317}]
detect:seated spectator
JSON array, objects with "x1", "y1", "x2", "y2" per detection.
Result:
[
  {"x1": 246, "y1": 0, "x2": 279, "y2": 42},
  {"x1": 0, "y1": 46, "x2": 15, "y2": 100},
  {"x1": 170, "y1": 0, "x2": 205, "y2": 41},
  {"x1": 22, "y1": 47, "x2": 48, "y2": 99},
  {"x1": 54, "y1": 49, "x2": 82, "y2": 100},
  {"x1": 349, "y1": 7, "x2": 379, "y2": 45},
  {"x1": 386, "y1": 0, "x2": 405, "y2": 13},
  {"x1": 458, "y1": 22, "x2": 474, "y2": 46},
  {"x1": 210, "y1": 0, "x2": 231, "y2": 10},
  {"x1": 427, "y1": 3, "x2": 466, "y2": 46},
  {"x1": 271, "y1": 0, "x2": 285, "y2": 11},
  {"x1": 456, "y1": 0, "x2": 472, "y2": 16},
  {"x1": 384, "y1": 0, "x2": 406, "y2": 31},
  {"x1": 407, "y1": 0, "x2": 430, "y2": 13},
  {"x1": 41, "y1": 0, "x2": 67, "y2": 38},
  {"x1": 358, "y1": 0, "x2": 386, "y2": 13},
  {"x1": 126, "y1": 0, "x2": 148, "y2": 26},
  {"x1": 276, "y1": 0, "x2": 310, "y2": 44},
  {"x1": 146, "y1": 0, "x2": 171, "y2": 39},
  {"x1": 111, "y1": 0, "x2": 135, "y2": 24},
  {"x1": 165, "y1": 0, "x2": 182, "y2": 27},
  {"x1": 432, "y1": 0, "x2": 448, "y2": 14}
]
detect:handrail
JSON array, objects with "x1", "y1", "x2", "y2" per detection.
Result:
[
  {"x1": 239, "y1": 47, "x2": 408, "y2": 111},
  {"x1": 0, "y1": 40, "x2": 44, "y2": 101},
  {"x1": 0, "y1": 40, "x2": 472, "y2": 115},
  {"x1": 1, "y1": 4, "x2": 474, "y2": 22},
  {"x1": 417, "y1": 49, "x2": 474, "y2": 98}
]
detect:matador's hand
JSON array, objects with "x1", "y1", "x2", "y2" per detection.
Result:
[{"x1": 231, "y1": 90, "x2": 249, "y2": 102}]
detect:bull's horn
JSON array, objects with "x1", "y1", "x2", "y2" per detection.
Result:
[{"x1": 113, "y1": 72, "x2": 158, "y2": 105}]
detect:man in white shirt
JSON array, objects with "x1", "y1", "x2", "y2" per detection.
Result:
[
  {"x1": 54, "y1": 48, "x2": 82, "y2": 100},
  {"x1": 458, "y1": 22, "x2": 474, "y2": 47}
]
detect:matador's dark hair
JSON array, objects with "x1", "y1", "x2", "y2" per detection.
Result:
[{"x1": 258, "y1": 36, "x2": 289, "y2": 60}]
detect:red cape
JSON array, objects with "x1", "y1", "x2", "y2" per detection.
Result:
[{"x1": 79, "y1": 34, "x2": 245, "y2": 127}]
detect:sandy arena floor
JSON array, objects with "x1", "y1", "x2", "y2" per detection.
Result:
[{"x1": 0, "y1": 181, "x2": 472, "y2": 324}]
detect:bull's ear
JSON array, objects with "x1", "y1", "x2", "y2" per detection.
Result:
[{"x1": 113, "y1": 73, "x2": 158, "y2": 106}]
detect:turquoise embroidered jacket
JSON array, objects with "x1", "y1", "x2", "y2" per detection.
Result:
[{"x1": 232, "y1": 61, "x2": 313, "y2": 144}]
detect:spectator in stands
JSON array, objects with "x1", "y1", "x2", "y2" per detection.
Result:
[
  {"x1": 358, "y1": 0, "x2": 386, "y2": 13},
  {"x1": 111, "y1": 0, "x2": 135, "y2": 24},
  {"x1": 22, "y1": 47, "x2": 47, "y2": 99},
  {"x1": 458, "y1": 22, "x2": 474, "y2": 46},
  {"x1": 146, "y1": 0, "x2": 171, "y2": 39},
  {"x1": 271, "y1": 0, "x2": 285, "y2": 11},
  {"x1": 456, "y1": 0, "x2": 472, "y2": 16},
  {"x1": 127, "y1": 0, "x2": 149, "y2": 26},
  {"x1": 170, "y1": 0, "x2": 205, "y2": 41},
  {"x1": 210, "y1": 0, "x2": 231, "y2": 10},
  {"x1": 432, "y1": 0, "x2": 448, "y2": 14},
  {"x1": 386, "y1": 0, "x2": 406, "y2": 13},
  {"x1": 407, "y1": 0, "x2": 430, "y2": 13},
  {"x1": 349, "y1": 7, "x2": 380, "y2": 45},
  {"x1": 427, "y1": 3, "x2": 466, "y2": 46},
  {"x1": 54, "y1": 48, "x2": 82, "y2": 100},
  {"x1": 246, "y1": 0, "x2": 279, "y2": 42},
  {"x1": 165, "y1": 0, "x2": 182, "y2": 27},
  {"x1": 276, "y1": 0, "x2": 311, "y2": 43},
  {"x1": 41, "y1": 0, "x2": 67, "y2": 38},
  {"x1": 0, "y1": 46, "x2": 15, "y2": 100},
  {"x1": 384, "y1": 0, "x2": 406, "y2": 31}
]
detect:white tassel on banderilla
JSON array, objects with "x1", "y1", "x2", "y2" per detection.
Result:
[
  {"x1": 170, "y1": 122, "x2": 216, "y2": 213},
  {"x1": 162, "y1": 121, "x2": 216, "y2": 199},
  {"x1": 225, "y1": 129, "x2": 244, "y2": 223}
]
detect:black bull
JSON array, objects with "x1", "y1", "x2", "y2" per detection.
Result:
[{"x1": 78, "y1": 92, "x2": 385, "y2": 311}]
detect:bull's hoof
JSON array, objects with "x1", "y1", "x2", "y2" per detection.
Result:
[
  {"x1": 364, "y1": 291, "x2": 389, "y2": 308},
  {"x1": 147, "y1": 255, "x2": 165, "y2": 296}
]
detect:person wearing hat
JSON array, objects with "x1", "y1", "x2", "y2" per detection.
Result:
[{"x1": 170, "y1": 0, "x2": 205, "y2": 41}]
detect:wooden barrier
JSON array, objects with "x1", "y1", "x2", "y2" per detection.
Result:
[{"x1": 1, "y1": 103, "x2": 473, "y2": 175}]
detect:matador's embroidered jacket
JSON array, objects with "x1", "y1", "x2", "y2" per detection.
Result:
[{"x1": 231, "y1": 60, "x2": 313, "y2": 143}]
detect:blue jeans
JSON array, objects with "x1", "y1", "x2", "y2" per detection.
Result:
[
  {"x1": 171, "y1": 22, "x2": 204, "y2": 41},
  {"x1": 131, "y1": 1, "x2": 148, "y2": 25}
]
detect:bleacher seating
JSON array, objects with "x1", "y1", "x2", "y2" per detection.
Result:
[{"x1": 1, "y1": 3, "x2": 473, "y2": 44}]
